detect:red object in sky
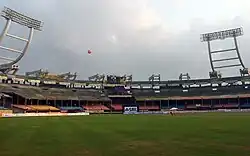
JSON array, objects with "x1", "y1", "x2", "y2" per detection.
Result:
[{"x1": 88, "y1": 49, "x2": 92, "y2": 54}]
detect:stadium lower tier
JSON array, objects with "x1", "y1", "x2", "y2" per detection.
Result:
[
  {"x1": 1, "y1": 84, "x2": 250, "y2": 113},
  {"x1": 5, "y1": 100, "x2": 250, "y2": 114}
]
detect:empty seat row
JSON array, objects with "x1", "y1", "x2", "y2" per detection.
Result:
[
  {"x1": 12, "y1": 105, "x2": 59, "y2": 111},
  {"x1": 111, "y1": 104, "x2": 123, "y2": 111},
  {"x1": 84, "y1": 105, "x2": 110, "y2": 110}
]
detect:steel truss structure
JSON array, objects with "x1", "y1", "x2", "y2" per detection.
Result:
[
  {"x1": 25, "y1": 69, "x2": 77, "y2": 81},
  {"x1": 0, "y1": 7, "x2": 42, "y2": 75},
  {"x1": 179, "y1": 73, "x2": 191, "y2": 80},
  {"x1": 200, "y1": 27, "x2": 248, "y2": 78}
]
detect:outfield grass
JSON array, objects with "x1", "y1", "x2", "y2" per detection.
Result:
[{"x1": 0, "y1": 113, "x2": 250, "y2": 156}]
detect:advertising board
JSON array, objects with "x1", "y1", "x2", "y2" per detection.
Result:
[
  {"x1": 1, "y1": 112, "x2": 90, "y2": 118},
  {"x1": 123, "y1": 106, "x2": 139, "y2": 114}
]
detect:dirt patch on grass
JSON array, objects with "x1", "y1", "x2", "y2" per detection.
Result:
[{"x1": 242, "y1": 146, "x2": 250, "y2": 150}]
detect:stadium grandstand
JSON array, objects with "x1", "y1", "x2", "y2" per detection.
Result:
[{"x1": 0, "y1": 7, "x2": 250, "y2": 117}]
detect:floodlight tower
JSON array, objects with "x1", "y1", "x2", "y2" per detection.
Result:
[
  {"x1": 179, "y1": 73, "x2": 191, "y2": 81},
  {"x1": 121, "y1": 74, "x2": 132, "y2": 85},
  {"x1": 149, "y1": 74, "x2": 160, "y2": 86},
  {"x1": 0, "y1": 7, "x2": 43, "y2": 75},
  {"x1": 200, "y1": 27, "x2": 247, "y2": 78}
]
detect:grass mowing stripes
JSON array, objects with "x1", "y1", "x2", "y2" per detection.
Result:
[{"x1": 0, "y1": 113, "x2": 250, "y2": 156}]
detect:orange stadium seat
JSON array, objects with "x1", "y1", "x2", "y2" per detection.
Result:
[
  {"x1": 111, "y1": 104, "x2": 123, "y2": 111},
  {"x1": 139, "y1": 105, "x2": 160, "y2": 110},
  {"x1": 28, "y1": 105, "x2": 60, "y2": 111},
  {"x1": 12, "y1": 105, "x2": 34, "y2": 111},
  {"x1": 84, "y1": 105, "x2": 110, "y2": 111}
]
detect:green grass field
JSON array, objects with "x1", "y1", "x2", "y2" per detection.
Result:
[{"x1": 0, "y1": 113, "x2": 250, "y2": 156}]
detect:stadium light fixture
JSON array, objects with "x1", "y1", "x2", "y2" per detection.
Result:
[
  {"x1": 200, "y1": 27, "x2": 243, "y2": 42},
  {"x1": 1, "y1": 7, "x2": 43, "y2": 31}
]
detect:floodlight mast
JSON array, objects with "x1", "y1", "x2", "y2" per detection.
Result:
[
  {"x1": 200, "y1": 27, "x2": 247, "y2": 78},
  {"x1": 0, "y1": 7, "x2": 43, "y2": 75}
]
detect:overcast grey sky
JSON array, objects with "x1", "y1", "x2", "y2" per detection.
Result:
[{"x1": 0, "y1": 0, "x2": 250, "y2": 80}]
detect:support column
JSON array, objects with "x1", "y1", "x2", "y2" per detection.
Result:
[
  {"x1": 237, "y1": 96, "x2": 240, "y2": 109},
  {"x1": 234, "y1": 36, "x2": 245, "y2": 68},
  {"x1": 219, "y1": 99, "x2": 221, "y2": 108},
  {"x1": 246, "y1": 98, "x2": 248, "y2": 109},
  {"x1": 3, "y1": 96, "x2": 5, "y2": 108},
  {"x1": 16, "y1": 94, "x2": 18, "y2": 104},
  {"x1": 0, "y1": 19, "x2": 12, "y2": 44},
  {"x1": 207, "y1": 40, "x2": 214, "y2": 71},
  {"x1": 110, "y1": 99, "x2": 113, "y2": 114}
]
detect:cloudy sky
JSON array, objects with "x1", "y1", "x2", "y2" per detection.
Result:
[{"x1": 0, "y1": 0, "x2": 250, "y2": 80}]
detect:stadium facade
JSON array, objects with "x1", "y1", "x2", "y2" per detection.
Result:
[{"x1": 0, "y1": 7, "x2": 250, "y2": 115}]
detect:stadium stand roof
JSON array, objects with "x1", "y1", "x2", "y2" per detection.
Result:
[{"x1": 0, "y1": 84, "x2": 110, "y2": 101}]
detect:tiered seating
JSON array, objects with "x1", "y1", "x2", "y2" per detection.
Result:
[
  {"x1": 186, "y1": 105, "x2": 196, "y2": 109},
  {"x1": 111, "y1": 104, "x2": 123, "y2": 111},
  {"x1": 224, "y1": 103, "x2": 239, "y2": 108},
  {"x1": 139, "y1": 105, "x2": 160, "y2": 110},
  {"x1": 240, "y1": 103, "x2": 250, "y2": 108},
  {"x1": 84, "y1": 105, "x2": 110, "y2": 111},
  {"x1": 12, "y1": 105, "x2": 59, "y2": 112},
  {"x1": 0, "y1": 106, "x2": 12, "y2": 113},
  {"x1": 161, "y1": 104, "x2": 169, "y2": 109},
  {"x1": 213, "y1": 104, "x2": 224, "y2": 109},
  {"x1": 60, "y1": 107, "x2": 83, "y2": 111},
  {"x1": 201, "y1": 104, "x2": 211, "y2": 108},
  {"x1": 28, "y1": 105, "x2": 60, "y2": 111},
  {"x1": 177, "y1": 105, "x2": 185, "y2": 109},
  {"x1": 12, "y1": 105, "x2": 33, "y2": 111},
  {"x1": 0, "y1": 106, "x2": 7, "y2": 110}
]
